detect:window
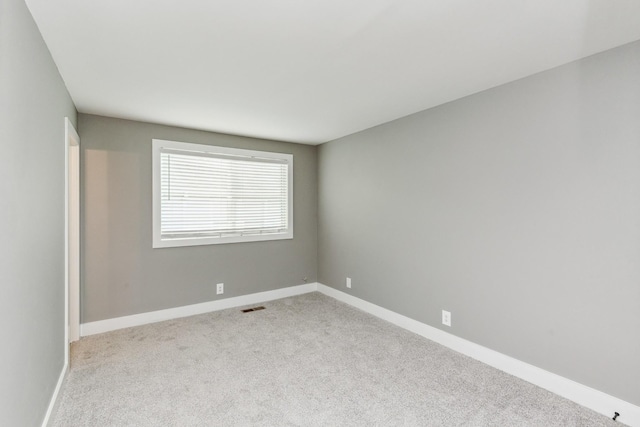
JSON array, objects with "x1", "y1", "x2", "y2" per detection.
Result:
[{"x1": 152, "y1": 139, "x2": 293, "y2": 248}]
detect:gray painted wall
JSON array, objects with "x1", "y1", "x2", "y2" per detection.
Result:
[
  {"x1": 0, "y1": 0, "x2": 77, "y2": 425},
  {"x1": 318, "y1": 41, "x2": 640, "y2": 405},
  {"x1": 79, "y1": 114, "x2": 317, "y2": 323}
]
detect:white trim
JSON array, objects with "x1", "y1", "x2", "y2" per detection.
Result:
[
  {"x1": 151, "y1": 139, "x2": 294, "y2": 249},
  {"x1": 81, "y1": 283, "x2": 317, "y2": 336},
  {"x1": 63, "y1": 120, "x2": 69, "y2": 368},
  {"x1": 316, "y1": 284, "x2": 640, "y2": 426},
  {"x1": 41, "y1": 361, "x2": 67, "y2": 427},
  {"x1": 63, "y1": 117, "x2": 80, "y2": 368},
  {"x1": 68, "y1": 144, "x2": 80, "y2": 342},
  {"x1": 65, "y1": 118, "x2": 80, "y2": 345}
]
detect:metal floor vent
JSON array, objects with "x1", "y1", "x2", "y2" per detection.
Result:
[{"x1": 241, "y1": 306, "x2": 265, "y2": 313}]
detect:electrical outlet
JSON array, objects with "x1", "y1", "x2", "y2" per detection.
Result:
[
  {"x1": 442, "y1": 310, "x2": 451, "y2": 327},
  {"x1": 346, "y1": 277, "x2": 352, "y2": 288},
  {"x1": 216, "y1": 283, "x2": 224, "y2": 295}
]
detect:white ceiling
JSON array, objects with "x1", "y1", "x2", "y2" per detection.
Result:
[{"x1": 25, "y1": 0, "x2": 640, "y2": 145}]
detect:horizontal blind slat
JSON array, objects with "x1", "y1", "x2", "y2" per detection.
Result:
[{"x1": 160, "y1": 150, "x2": 289, "y2": 238}]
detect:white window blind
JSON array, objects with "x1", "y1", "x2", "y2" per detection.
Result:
[{"x1": 152, "y1": 139, "x2": 293, "y2": 248}]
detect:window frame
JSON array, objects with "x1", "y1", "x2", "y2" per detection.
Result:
[{"x1": 152, "y1": 139, "x2": 293, "y2": 248}]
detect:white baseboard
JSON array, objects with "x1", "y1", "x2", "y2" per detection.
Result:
[
  {"x1": 41, "y1": 360, "x2": 67, "y2": 427},
  {"x1": 317, "y1": 284, "x2": 639, "y2": 427},
  {"x1": 80, "y1": 283, "x2": 318, "y2": 336}
]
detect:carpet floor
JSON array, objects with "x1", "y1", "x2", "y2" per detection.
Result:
[{"x1": 51, "y1": 292, "x2": 615, "y2": 426}]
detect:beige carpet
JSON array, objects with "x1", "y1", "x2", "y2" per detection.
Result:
[{"x1": 51, "y1": 292, "x2": 615, "y2": 426}]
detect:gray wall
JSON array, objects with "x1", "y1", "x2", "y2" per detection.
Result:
[
  {"x1": 79, "y1": 114, "x2": 317, "y2": 323},
  {"x1": 318, "y1": 41, "x2": 640, "y2": 405},
  {"x1": 0, "y1": 0, "x2": 77, "y2": 425}
]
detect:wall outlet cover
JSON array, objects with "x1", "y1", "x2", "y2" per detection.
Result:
[{"x1": 442, "y1": 310, "x2": 451, "y2": 327}]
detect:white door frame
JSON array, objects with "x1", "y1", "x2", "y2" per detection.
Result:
[{"x1": 64, "y1": 117, "x2": 80, "y2": 367}]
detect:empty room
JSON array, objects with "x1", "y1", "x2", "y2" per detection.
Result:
[{"x1": 1, "y1": 0, "x2": 639, "y2": 425}]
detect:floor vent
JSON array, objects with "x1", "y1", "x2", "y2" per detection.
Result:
[{"x1": 241, "y1": 306, "x2": 265, "y2": 313}]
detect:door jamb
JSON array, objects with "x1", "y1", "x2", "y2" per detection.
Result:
[{"x1": 64, "y1": 117, "x2": 80, "y2": 367}]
